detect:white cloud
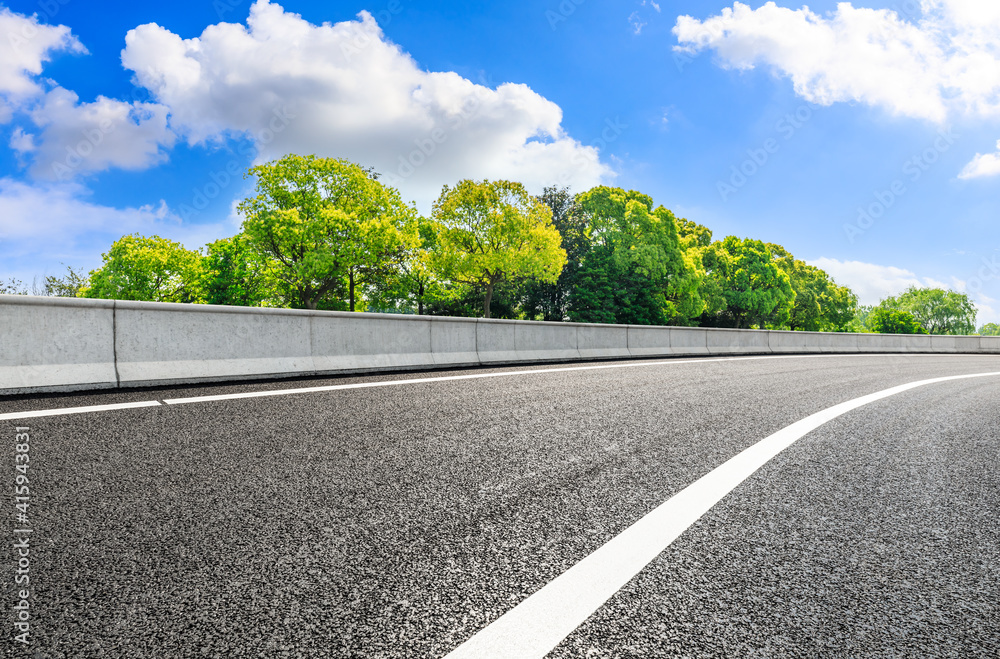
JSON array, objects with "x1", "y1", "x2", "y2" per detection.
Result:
[
  {"x1": 808, "y1": 257, "x2": 955, "y2": 305},
  {"x1": 958, "y1": 139, "x2": 1000, "y2": 179},
  {"x1": 674, "y1": 1, "x2": 1000, "y2": 122},
  {"x1": 0, "y1": 178, "x2": 227, "y2": 269},
  {"x1": 24, "y1": 87, "x2": 176, "y2": 179},
  {"x1": 674, "y1": 2, "x2": 960, "y2": 122},
  {"x1": 121, "y1": 0, "x2": 613, "y2": 211},
  {"x1": 0, "y1": 8, "x2": 175, "y2": 178},
  {"x1": 674, "y1": 1, "x2": 1000, "y2": 182},
  {"x1": 0, "y1": 8, "x2": 86, "y2": 112},
  {"x1": 9, "y1": 127, "x2": 35, "y2": 153},
  {"x1": 973, "y1": 294, "x2": 998, "y2": 326}
]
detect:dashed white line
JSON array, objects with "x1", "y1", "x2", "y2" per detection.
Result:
[{"x1": 443, "y1": 370, "x2": 1000, "y2": 659}]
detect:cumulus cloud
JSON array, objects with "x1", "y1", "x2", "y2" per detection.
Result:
[
  {"x1": 958, "y1": 140, "x2": 1000, "y2": 179},
  {"x1": 23, "y1": 88, "x2": 176, "y2": 179},
  {"x1": 0, "y1": 178, "x2": 228, "y2": 268},
  {"x1": 674, "y1": 1, "x2": 1000, "y2": 179},
  {"x1": 0, "y1": 7, "x2": 86, "y2": 110},
  {"x1": 0, "y1": 8, "x2": 175, "y2": 178},
  {"x1": 808, "y1": 257, "x2": 954, "y2": 305},
  {"x1": 121, "y1": 0, "x2": 613, "y2": 210},
  {"x1": 9, "y1": 127, "x2": 34, "y2": 153},
  {"x1": 675, "y1": 2, "x2": 966, "y2": 122}
]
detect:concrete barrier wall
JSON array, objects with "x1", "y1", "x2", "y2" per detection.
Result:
[
  {"x1": 2, "y1": 295, "x2": 998, "y2": 395},
  {"x1": 578, "y1": 323, "x2": 630, "y2": 360},
  {"x1": 0, "y1": 296, "x2": 117, "y2": 392},
  {"x1": 980, "y1": 336, "x2": 1000, "y2": 353},
  {"x1": 115, "y1": 302, "x2": 315, "y2": 387},
  {"x1": 707, "y1": 328, "x2": 770, "y2": 355},
  {"x1": 768, "y1": 330, "x2": 860, "y2": 354},
  {"x1": 627, "y1": 326, "x2": 674, "y2": 357}
]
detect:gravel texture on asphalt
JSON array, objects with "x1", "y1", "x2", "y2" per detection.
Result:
[
  {"x1": 2, "y1": 354, "x2": 998, "y2": 657},
  {"x1": 550, "y1": 374, "x2": 1000, "y2": 658}
]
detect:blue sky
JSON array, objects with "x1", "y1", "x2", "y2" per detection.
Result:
[{"x1": 2, "y1": 0, "x2": 999, "y2": 323}]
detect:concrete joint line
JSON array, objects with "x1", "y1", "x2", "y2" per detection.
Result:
[
  {"x1": 443, "y1": 370, "x2": 1000, "y2": 659},
  {"x1": 111, "y1": 300, "x2": 121, "y2": 388}
]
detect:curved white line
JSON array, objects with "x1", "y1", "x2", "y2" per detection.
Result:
[{"x1": 443, "y1": 370, "x2": 1000, "y2": 659}]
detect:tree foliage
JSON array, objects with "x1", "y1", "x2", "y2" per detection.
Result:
[
  {"x1": 867, "y1": 307, "x2": 926, "y2": 334},
  {"x1": 430, "y1": 179, "x2": 566, "y2": 318},
  {"x1": 978, "y1": 322, "x2": 1000, "y2": 336},
  {"x1": 767, "y1": 244, "x2": 857, "y2": 331},
  {"x1": 700, "y1": 236, "x2": 795, "y2": 329},
  {"x1": 238, "y1": 154, "x2": 417, "y2": 310},
  {"x1": 35, "y1": 154, "x2": 873, "y2": 333},
  {"x1": 567, "y1": 186, "x2": 704, "y2": 325},
  {"x1": 518, "y1": 186, "x2": 589, "y2": 321},
  {"x1": 44, "y1": 266, "x2": 89, "y2": 298},
  {"x1": 80, "y1": 234, "x2": 204, "y2": 303},
  {"x1": 201, "y1": 234, "x2": 273, "y2": 307},
  {"x1": 879, "y1": 287, "x2": 976, "y2": 335}
]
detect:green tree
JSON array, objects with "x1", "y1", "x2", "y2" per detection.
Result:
[
  {"x1": 0, "y1": 278, "x2": 27, "y2": 295},
  {"x1": 700, "y1": 236, "x2": 795, "y2": 329},
  {"x1": 366, "y1": 220, "x2": 454, "y2": 315},
  {"x1": 201, "y1": 234, "x2": 274, "y2": 307},
  {"x1": 80, "y1": 234, "x2": 204, "y2": 303},
  {"x1": 844, "y1": 303, "x2": 874, "y2": 333},
  {"x1": 238, "y1": 154, "x2": 418, "y2": 311},
  {"x1": 676, "y1": 217, "x2": 713, "y2": 249},
  {"x1": 44, "y1": 265, "x2": 89, "y2": 297},
  {"x1": 767, "y1": 245, "x2": 858, "y2": 331},
  {"x1": 518, "y1": 186, "x2": 589, "y2": 321},
  {"x1": 430, "y1": 179, "x2": 567, "y2": 318},
  {"x1": 978, "y1": 322, "x2": 1000, "y2": 336},
  {"x1": 567, "y1": 186, "x2": 704, "y2": 325},
  {"x1": 881, "y1": 287, "x2": 976, "y2": 335},
  {"x1": 676, "y1": 219, "x2": 727, "y2": 321},
  {"x1": 867, "y1": 307, "x2": 926, "y2": 334}
]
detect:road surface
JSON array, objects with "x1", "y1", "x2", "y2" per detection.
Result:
[{"x1": 2, "y1": 354, "x2": 998, "y2": 657}]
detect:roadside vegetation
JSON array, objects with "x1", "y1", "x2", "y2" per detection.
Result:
[{"x1": 5, "y1": 154, "x2": 983, "y2": 335}]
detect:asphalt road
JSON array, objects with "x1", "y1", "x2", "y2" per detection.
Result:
[{"x1": 2, "y1": 354, "x2": 998, "y2": 658}]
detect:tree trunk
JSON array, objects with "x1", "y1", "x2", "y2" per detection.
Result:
[
  {"x1": 483, "y1": 281, "x2": 494, "y2": 319},
  {"x1": 417, "y1": 281, "x2": 424, "y2": 315},
  {"x1": 349, "y1": 270, "x2": 356, "y2": 312}
]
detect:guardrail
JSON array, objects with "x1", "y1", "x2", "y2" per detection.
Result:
[{"x1": 2, "y1": 295, "x2": 999, "y2": 395}]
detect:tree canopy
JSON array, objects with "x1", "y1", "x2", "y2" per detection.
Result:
[
  {"x1": 80, "y1": 234, "x2": 204, "y2": 303},
  {"x1": 20, "y1": 153, "x2": 932, "y2": 336},
  {"x1": 767, "y1": 244, "x2": 857, "y2": 332},
  {"x1": 238, "y1": 154, "x2": 418, "y2": 310},
  {"x1": 979, "y1": 322, "x2": 1000, "y2": 336},
  {"x1": 430, "y1": 179, "x2": 566, "y2": 318},
  {"x1": 568, "y1": 186, "x2": 703, "y2": 325},
  {"x1": 700, "y1": 236, "x2": 795, "y2": 329},
  {"x1": 879, "y1": 287, "x2": 976, "y2": 335},
  {"x1": 867, "y1": 307, "x2": 926, "y2": 334}
]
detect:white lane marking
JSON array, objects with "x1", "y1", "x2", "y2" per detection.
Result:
[
  {"x1": 152, "y1": 354, "x2": 988, "y2": 405},
  {"x1": 443, "y1": 370, "x2": 1000, "y2": 659},
  {"x1": 0, "y1": 353, "x2": 992, "y2": 421},
  {"x1": 0, "y1": 400, "x2": 162, "y2": 421},
  {"x1": 162, "y1": 356, "x2": 781, "y2": 405}
]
